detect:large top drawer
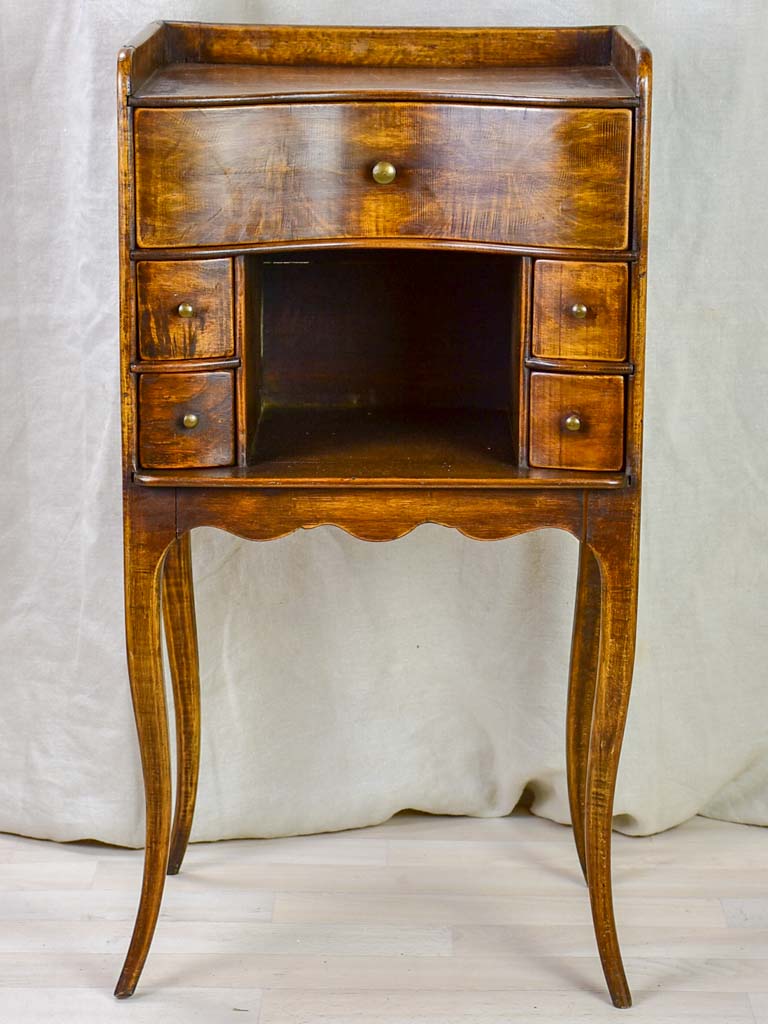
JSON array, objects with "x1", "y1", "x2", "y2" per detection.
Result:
[{"x1": 134, "y1": 103, "x2": 632, "y2": 251}]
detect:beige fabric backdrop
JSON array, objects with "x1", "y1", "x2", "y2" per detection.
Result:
[{"x1": 1, "y1": 0, "x2": 766, "y2": 848}]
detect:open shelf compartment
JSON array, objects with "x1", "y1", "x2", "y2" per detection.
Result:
[{"x1": 244, "y1": 249, "x2": 522, "y2": 484}]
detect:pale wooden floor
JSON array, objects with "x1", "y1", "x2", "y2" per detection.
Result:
[{"x1": 0, "y1": 809, "x2": 766, "y2": 1023}]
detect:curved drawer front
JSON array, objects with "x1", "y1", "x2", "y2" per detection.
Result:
[{"x1": 134, "y1": 103, "x2": 632, "y2": 250}]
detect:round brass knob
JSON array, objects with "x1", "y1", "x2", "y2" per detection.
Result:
[
  {"x1": 570, "y1": 302, "x2": 588, "y2": 319},
  {"x1": 563, "y1": 413, "x2": 582, "y2": 432},
  {"x1": 371, "y1": 160, "x2": 397, "y2": 185},
  {"x1": 177, "y1": 302, "x2": 195, "y2": 318},
  {"x1": 182, "y1": 412, "x2": 199, "y2": 429}
]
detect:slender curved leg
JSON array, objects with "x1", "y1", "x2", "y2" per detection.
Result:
[
  {"x1": 162, "y1": 531, "x2": 201, "y2": 876},
  {"x1": 566, "y1": 542, "x2": 602, "y2": 883},
  {"x1": 115, "y1": 488, "x2": 176, "y2": 999},
  {"x1": 583, "y1": 496, "x2": 640, "y2": 1009}
]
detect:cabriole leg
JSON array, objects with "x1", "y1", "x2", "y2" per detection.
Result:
[
  {"x1": 566, "y1": 541, "x2": 602, "y2": 883},
  {"x1": 115, "y1": 488, "x2": 176, "y2": 999},
  {"x1": 583, "y1": 496, "x2": 640, "y2": 1009},
  {"x1": 162, "y1": 531, "x2": 201, "y2": 876}
]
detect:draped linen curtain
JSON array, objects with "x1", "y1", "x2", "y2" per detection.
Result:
[{"x1": 1, "y1": 0, "x2": 766, "y2": 847}]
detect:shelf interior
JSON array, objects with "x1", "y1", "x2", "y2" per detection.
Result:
[
  {"x1": 246, "y1": 249, "x2": 519, "y2": 483},
  {"x1": 251, "y1": 406, "x2": 514, "y2": 483}
]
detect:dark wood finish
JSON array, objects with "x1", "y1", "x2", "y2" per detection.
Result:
[
  {"x1": 162, "y1": 532, "x2": 201, "y2": 876},
  {"x1": 529, "y1": 372, "x2": 625, "y2": 471},
  {"x1": 131, "y1": 357, "x2": 240, "y2": 374},
  {"x1": 137, "y1": 258, "x2": 234, "y2": 360},
  {"x1": 260, "y1": 251, "x2": 512, "y2": 410},
  {"x1": 138, "y1": 371, "x2": 235, "y2": 469},
  {"x1": 246, "y1": 407, "x2": 516, "y2": 485},
  {"x1": 176, "y1": 487, "x2": 586, "y2": 544},
  {"x1": 135, "y1": 463, "x2": 626, "y2": 490},
  {"x1": 116, "y1": 22, "x2": 651, "y2": 1009},
  {"x1": 525, "y1": 356, "x2": 633, "y2": 376},
  {"x1": 165, "y1": 23, "x2": 614, "y2": 69},
  {"x1": 134, "y1": 104, "x2": 632, "y2": 251},
  {"x1": 132, "y1": 240, "x2": 640, "y2": 262},
  {"x1": 234, "y1": 255, "x2": 262, "y2": 466},
  {"x1": 511, "y1": 257, "x2": 531, "y2": 467},
  {"x1": 532, "y1": 261, "x2": 628, "y2": 361},
  {"x1": 132, "y1": 63, "x2": 638, "y2": 108}
]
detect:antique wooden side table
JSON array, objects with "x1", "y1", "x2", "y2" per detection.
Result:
[{"x1": 115, "y1": 22, "x2": 651, "y2": 1006}]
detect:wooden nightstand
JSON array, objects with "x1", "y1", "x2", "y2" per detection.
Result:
[{"x1": 115, "y1": 22, "x2": 651, "y2": 1006}]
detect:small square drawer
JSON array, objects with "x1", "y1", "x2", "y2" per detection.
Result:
[
  {"x1": 137, "y1": 259, "x2": 234, "y2": 361},
  {"x1": 532, "y1": 261, "x2": 628, "y2": 362},
  {"x1": 529, "y1": 372, "x2": 624, "y2": 471},
  {"x1": 138, "y1": 371, "x2": 235, "y2": 469}
]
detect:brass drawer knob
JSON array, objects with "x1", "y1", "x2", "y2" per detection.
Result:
[
  {"x1": 570, "y1": 302, "x2": 589, "y2": 319},
  {"x1": 563, "y1": 413, "x2": 582, "y2": 432},
  {"x1": 371, "y1": 160, "x2": 397, "y2": 185},
  {"x1": 182, "y1": 412, "x2": 199, "y2": 429},
  {"x1": 177, "y1": 302, "x2": 195, "y2": 318}
]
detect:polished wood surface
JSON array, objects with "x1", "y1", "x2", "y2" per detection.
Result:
[
  {"x1": 132, "y1": 63, "x2": 637, "y2": 107},
  {"x1": 163, "y1": 23, "x2": 616, "y2": 69},
  {"x1": 137, "y1": 259, "x2": 233, "y2": 361},
  {"x1": 567, "y1": 541, "x2": 603, "y2": 881},
  {"x1": 176, "y1": 487, "x2": 586, "y2": 545},
  {"x1": 138, "y1": 371, "x2": 235, "y2": 469},
  {"x1": 532, "y1": 260, "x2": 628, "y2": 362},
  {"x1": 134, "y1": 462, "x2": 627, "y2": 491},
  {"x1": 116, "y1": 21, "x2": 651, "y2": 1008},
  {"x1": 161, "y1": 533, "x2": 201, "y2": 877},
  {"x1": 134, "y1": 104, "x2": 632, "y2": 251},
  {"x1": 529, "y1": 372, "x2": 625, "y2": 471},
  {"x1": 114, "y1": 487, "x2": 176, "y2": 998}
]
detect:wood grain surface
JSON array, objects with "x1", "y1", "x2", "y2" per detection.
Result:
[
  {"x1": 117, "y1": 20, "x2": 652, "y2": 1009},
  {"x1": 132, "y1": 63, "x2": 637, "y2": 107},
  {"x1": 138, "y1": 371, "x2": 235, "y2": 469},
  {"x1": 529, "y1": 372, "x2": 625, "y2": 471},
  {"x1": 137, "y1": 258, "x2": 234, "y2": 361},
  {"x1": 532, "y1": 260, "x2": 628, "y2": 361},
  {"x1": 134, "y1": 104, "x2": 632, "y2": 251},
  {"x1": 163, "y1": 23, "x2": 614, "y2": 69},
  {"x1": 161, "y1": 533, "x2": 201, "y2": 877},
  {"x1": 175, "y1": 487, "x2": 586, "y2": 544}
]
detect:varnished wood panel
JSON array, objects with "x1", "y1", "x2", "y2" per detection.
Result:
[
  {"x1": 532, "y1": 261, "x2": 628, "y2": 361},
  {"x1": 175, "y1": 486, "x2": 586, "y2": 544},
  {"x1": 132, "y1": 63, "x2": 637, "y2": 108},
  {"x1": 134, "y1": 464, "x2": 627, "y2": 490},
  {"x1": 134, "y1": 104, "x2": 632, "y2": 251},
  {"x1": 137, "y1": 259, "x2": 234, "y2": 361},
  {"x1": 529, "y1": 372, "x2": 624, "y2": 471},
  {"x1": 165, "y1": 23, "x2": 613, "y2": 69},
  {"x1": 138, "y1": 371, "x2": 235, "y2": 469}
]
